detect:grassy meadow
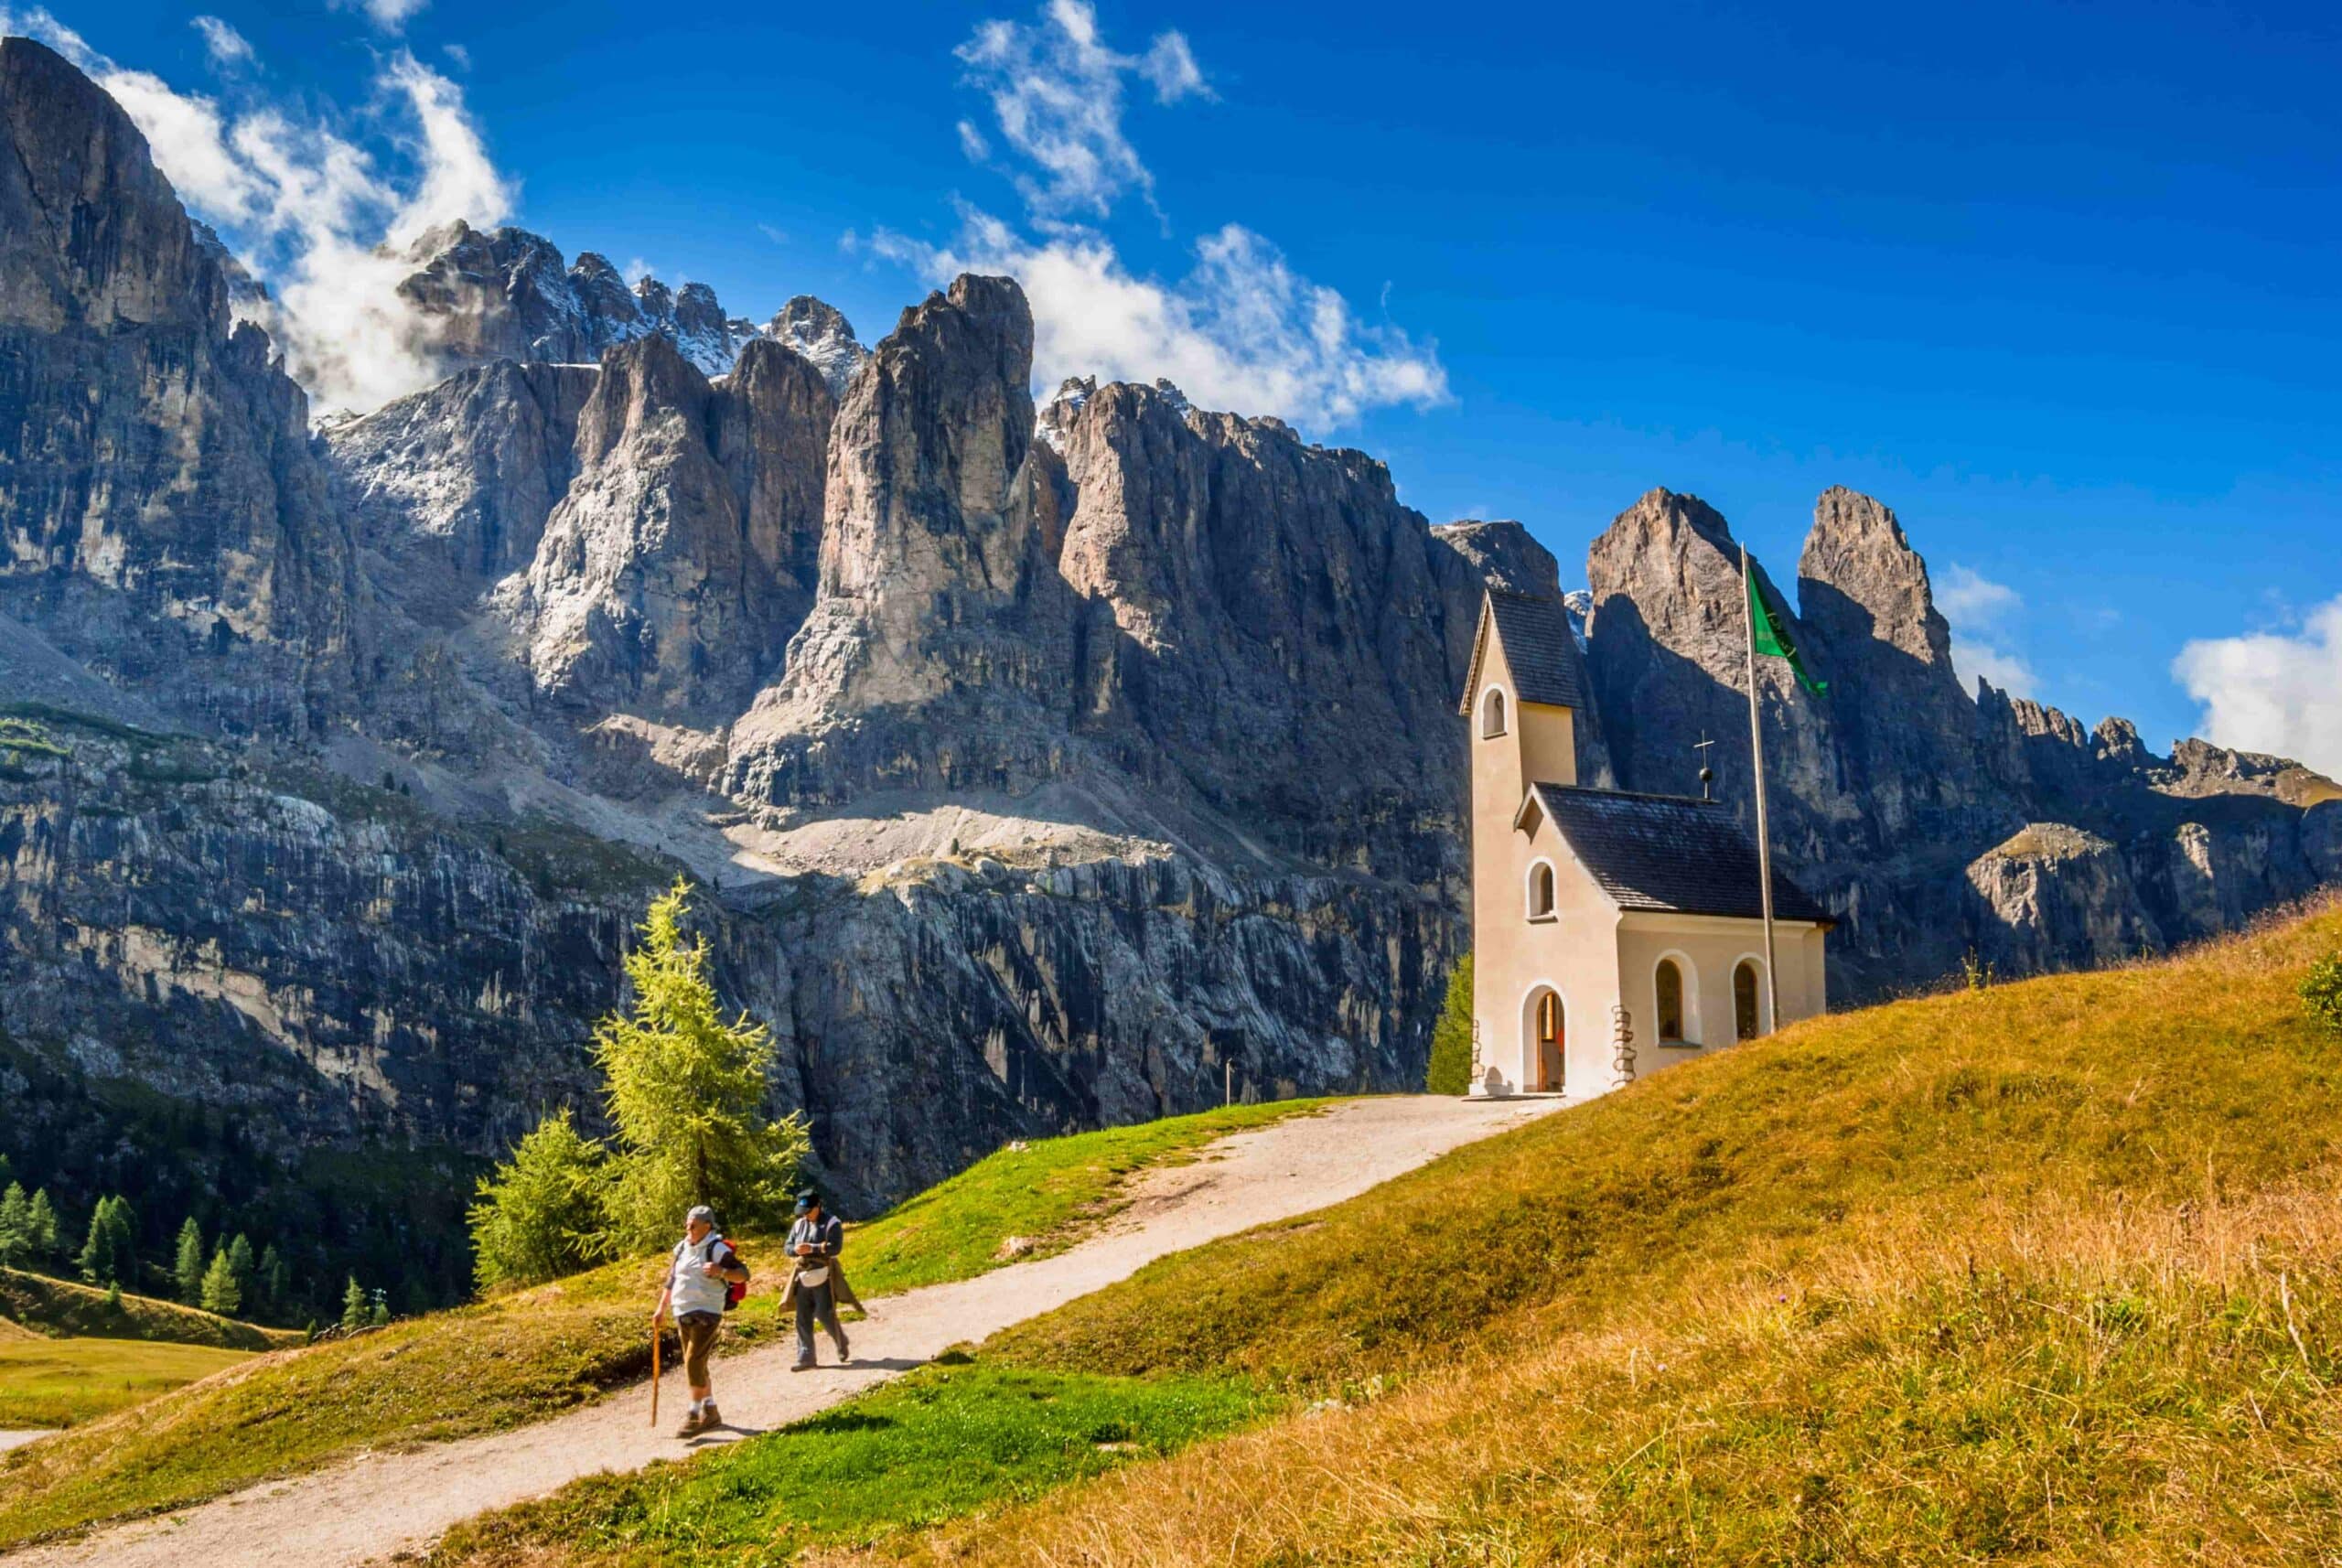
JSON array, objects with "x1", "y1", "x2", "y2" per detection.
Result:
[
  {"x1": 0, "y1": 1337, "x2": 251, "y2": 1429},
  {"x1": 0, "y1": 1099, "x2": 1324, "y2": 1550}
]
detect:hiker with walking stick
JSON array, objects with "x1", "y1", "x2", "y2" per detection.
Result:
[{"x1": 650, "y1": 1203, "x2": 748, "y2": 1437}]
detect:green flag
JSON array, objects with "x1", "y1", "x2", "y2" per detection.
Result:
[{"x1": 1745, "y1": 557, "x2": 1827, "y2": 695}]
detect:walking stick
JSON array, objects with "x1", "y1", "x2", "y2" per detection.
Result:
[{"x1": 650, "y1": 1317, "x2": 661, "y2": 1428}]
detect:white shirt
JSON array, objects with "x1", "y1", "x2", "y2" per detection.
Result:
[{"x1": 667, "y1": 1231, "x2": 730, "y2": 1316}]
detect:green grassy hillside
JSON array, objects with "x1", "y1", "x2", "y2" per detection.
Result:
[
  {"x1": 0, "y1": 1098, "x2": 1323, "y2": 1549},
  {"x1": 0, "y1": 1269, "x2": 298, "y2": 1352},
  {"x1": 436, "y1": 900, "x2": 2342, "y2": 1567}
]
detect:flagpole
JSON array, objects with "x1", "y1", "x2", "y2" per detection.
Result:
[{"x1": 1740, "y1": 544, "x2": 1779, "y2": 1035}]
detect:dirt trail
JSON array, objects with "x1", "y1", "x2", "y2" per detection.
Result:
[{"x1": 3, "y1": 1095, "x2": 1556, "y2": 1568}]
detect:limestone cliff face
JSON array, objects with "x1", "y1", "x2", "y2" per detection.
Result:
[
  {"x1": 1048, "y1": 381, "x2": 1499, "y2": 883},
  {"x1": 503, "y1": 333, "x2": 830, "y2": 720},
  {"x1": 333, "y1": 359, "x2": 600, "y2": 593},
  {"x1": 0, "y1": 38, "x2": 351, "y2": 735},
  {"x1": 0, "y1": 715, "x2": 634, "y2": 1156}
]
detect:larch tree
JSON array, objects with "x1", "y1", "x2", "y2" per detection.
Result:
[
  {"x1": 467, "y1": 1108, "x2": 616, "y2": 1290},
  {"x1": 596, "y1": 879, "x2": 809, "y2": 1251},
  {"x1": 340, "y1": 1275, "x2": 370, "y2": 1332},
  {"x1": 77, "y1": 1196, "x2": 134, "y2": 1286},
  {"x1": 174, "y1": 1218, "x2": 207, "y2": 1304},
  {"x1": 225, "y1": 1233, "x2": 255, "y2": 1300},
  {"x1": 26, "y1": 1190, "x2": 58, "y2": 1262},
  {"x1": 0, "y1": 1183, "x2": 27, "y2": 1266},
  {"x1": 199, "y1": 1244, "x2": 242, "y2": 1316},
  {"x1": 1425, "y1": 955, "x2": 1475, "y2": 1096}
]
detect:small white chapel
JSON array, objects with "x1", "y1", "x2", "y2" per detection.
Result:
[{"x1": 1461, "y1": 587, "x2": 1832, "y2": 1099}]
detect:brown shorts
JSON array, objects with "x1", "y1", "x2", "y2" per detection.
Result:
[{"x1": 676, "y1": 1310, "x2": 722, "y2": 1386}]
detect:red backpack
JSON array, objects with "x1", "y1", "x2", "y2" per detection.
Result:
[{"x1": 711, "y1": 1235, "x2": 749, "y2": 1311}]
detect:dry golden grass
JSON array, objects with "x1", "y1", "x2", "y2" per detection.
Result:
[
  {"x1": 906, "y1": 1178, "x2": 2342, "y2": 1565},
  {"x1": 887, "y1": 900, "x2": 2342, "y2": 1566}
]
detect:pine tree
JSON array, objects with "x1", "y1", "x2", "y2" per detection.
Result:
[
  {"x1": 27, "y1": 1190, "x2": 58, "y2": 1263},
  {"x1": 596, "y1": 880, "x2": 809, "y2": 1251},
  {"x1": 174, "y1": 1218, "x2": 207, "y2": 1304},
  {"x1": 199, "y1": 1245, "x2": 242, "y2": 1316},
  {"x1": 467, "y1": 1108, "x2": 615, "y2": 1290},
  {"x1": 1425, "y1": 954, "x2": 1475, "y2": 1096},
  {"x1": 0, "y1": 1183, "x2": 27, "y2": 1267},
  {"x1": 107, "y1": 1197, "x2": 136, "y2": 1285},
  {"x1": 76, "y1": 1203, "x2": 108, "y2": 1283},
  {"x1": 259, "y1": 1244, "x2": 288, "y2": 1320},
  {"x1": 226, "y1": 1233, "x2": 255, "y2": 1302},
  {"x1": 369, "y1": 1293, "x2": 390, "y2": 1328},
  {"x1": 341, "y1": 1275, "x2": 369, "y2": 1333},
  {"x1": 78, "y1": 1196, "x2": 133, "y2": 1285}
]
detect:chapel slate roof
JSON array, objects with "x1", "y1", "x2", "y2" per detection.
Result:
[
  {"x1": 1527, "y1": 783, "x2": 1834, "y2": 925},
  {"x1": 1459, "y1": 589, "x2": 1586, "y2": 714}
]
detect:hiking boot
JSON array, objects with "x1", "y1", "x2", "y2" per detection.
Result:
[
  {"x1": 673, "y1": 1407, "x2": 707, "y2": 1438},
  {"x1": 700, "y1": 1401, "x2": 722, "y2": 1430},
  {"x1": 790, "y1": 1358, "x2": 816, "y2": 1373},
  {"x1": 833, "y1": 1337, "x2": 850, "y2": 1364}
]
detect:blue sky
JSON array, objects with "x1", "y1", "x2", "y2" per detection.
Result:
[{"x1": 20, "y1": 0, "x2": 2342, "y2": 768}]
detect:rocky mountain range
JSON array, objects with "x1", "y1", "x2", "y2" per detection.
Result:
[
  {"x1": 393, "y1": 219, "x2": 868, "y2": 392},
  {"x1": 1, "y1": 37, "x2": 2334, "y2": 1283}
]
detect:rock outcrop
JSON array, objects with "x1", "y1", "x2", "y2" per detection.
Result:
[
  {"x1": 1963, "y1": 823, "x2": 2161, "y2": 975},
  {"x1": 766, "y1": 295, "x2": 869, "y2": 399}
]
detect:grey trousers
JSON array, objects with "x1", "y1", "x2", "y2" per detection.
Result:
[{"x1": 793, "y1": 1278, "x2": 845, "y2": 1362}]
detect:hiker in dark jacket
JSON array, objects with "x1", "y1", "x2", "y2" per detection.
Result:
[
  {"x1": 651, "y1": 1203, "x2": 747, "y2": 1436},
  {"x1": 782, "y1": 1189, "x2": 849, "y2": 1369}
]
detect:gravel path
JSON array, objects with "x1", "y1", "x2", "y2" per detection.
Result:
[{"x1": 2, "y1": 1095, "x2": 1555, "y2": 1568}]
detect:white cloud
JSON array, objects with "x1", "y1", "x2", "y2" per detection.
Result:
[
  {"x1": 1933, "y1": 564, "x2": 2036, "y2": 695},
  {"x1": 1950, "y1": 637, "x2": 2037, "y2": 698},
  {"x1": 2173, "y1": 596, "x2": 2342, "y2": 776},
  {"x1": 188, "y1": 15, "x2": 252, "y2": 68},
  {"x1": 1138, "y1": 31, "x2": 1209, "y2": 102},
  {"x1": 873, "y1": 208, "x2": 1448, "y2": 431},
  {"x1": 757, "y1": 222, "x2": 790, "y2": 247},
  {"x1": 912, "y1": 5, "x2": 1442, "y2": 433},
  {"x1": 329, "y1": 0, "x2": 429, "y2": 35},
  {"x1": 954, "y1": 0, "x2": 1201, "y2": 219},
  {"x1": 3, "y1": 7, "x2": 514, "y2": 413},
  {"x1": 1937, "y1": 563, "x2": 2021, "y2": 625}
]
